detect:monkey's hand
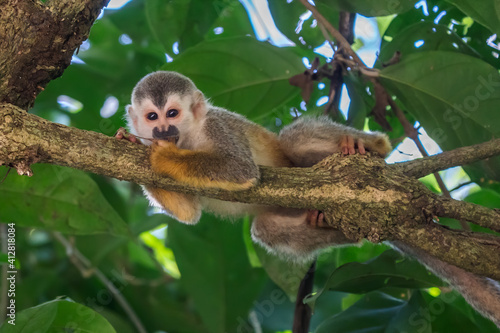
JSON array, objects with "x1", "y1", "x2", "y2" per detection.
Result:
[
  {"x1": 115, "y1": 127, "x2": 139, "y2": 144},
  {"x1": 150, "y1": 140, "x2": 258, "y2": 190},
  {"x1": 340, "y1": 135, "x2": 366, "y2": 155}
]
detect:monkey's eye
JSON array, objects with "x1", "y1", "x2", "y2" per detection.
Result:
[
  {"x1": 167, "y1": 109, "x2": 179, "y2": 118},
  {"x1": 146, "y1": 112, "x2": 158, "y2": 120}
]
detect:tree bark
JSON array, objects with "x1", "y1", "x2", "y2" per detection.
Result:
[
  {"x1": 0, "y1": 0, "x2": 109, "y2": 109},
  {"x1": 396, "y1": 140, "x2": 500, "y2": 178},
  {"x1": 1, "y1": 103, "x2": 500, "y2": 280}
]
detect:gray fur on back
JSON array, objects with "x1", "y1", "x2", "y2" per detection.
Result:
[{"x1": 202, "y1": 107, "x2": 260, "y2": 183}]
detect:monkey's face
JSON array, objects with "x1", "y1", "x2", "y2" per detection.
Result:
[{"x1": 129, "y1": 93, "x2": 202, "y2": 145}]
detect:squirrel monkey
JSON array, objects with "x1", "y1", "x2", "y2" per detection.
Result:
[
  {"x1": 117, "y1": 70, "x2": 390, "y2": 253},
  {"x1": 117, "y1": 71, "x2": 500, "y2": 327}
]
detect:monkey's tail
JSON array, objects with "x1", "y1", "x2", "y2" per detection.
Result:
[
  {"x1": 391, "y1": 241, "x2": 500, "y2": 328},
  {"x1": 278, "y1": 116, "x2": 391, "y2": 167}
]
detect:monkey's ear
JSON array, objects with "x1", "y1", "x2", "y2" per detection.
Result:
[
  {"x1": 192, "y1": 90, "x2": 208, "y2": 119},
  {"x1": 125, "y1": 104, "x2": 139, "y2": 129}
]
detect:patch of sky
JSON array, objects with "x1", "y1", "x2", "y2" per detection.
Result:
[
  {"x1": 119, "y1": 34, "x2": 133, "y2": 45},
  {"x1": 434, "y1": 10, "x2": 446, "y2": 24},
  {"x1": 415, "y1": 0, "x2": 429, "y2": 16},
  {"x1": 100, "y1": 96, "x2": 119, "y2": 118},
  {"x1": 57, "y1": 95, "x2": 83, "y2": 113},
  {"x1": 239, "y1": 0, "x2": 294, "y2": 46},
  {"x1": 71, "y1": 56, "x2": 85, "y2": 64},
  {"x1": 107, "y1": 0, "x2": 132, "y2": 9}
]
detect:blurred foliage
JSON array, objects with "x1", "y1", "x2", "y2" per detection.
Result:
[{"x1": 1, "y1": 0, "x2": 500, "y2": 332}]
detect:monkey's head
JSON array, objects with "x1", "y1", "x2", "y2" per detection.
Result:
[{"x1": 126, "y1": 71, "x2": 207, "y2": 145}]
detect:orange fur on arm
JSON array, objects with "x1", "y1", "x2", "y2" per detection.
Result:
[
  {"x1": 146, "y1": 187, "x2": 201, "y2": 224},
  {"x1": 150, "y1": 141, "x2": 257, "y2": 190}
]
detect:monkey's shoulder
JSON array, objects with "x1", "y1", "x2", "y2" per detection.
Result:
[
  {"x1": 204, "y1": 107, "x2": 274, "y2": 141},
  {"x1": 205, "y1": 106, "x2": 257, "y2": 128}
]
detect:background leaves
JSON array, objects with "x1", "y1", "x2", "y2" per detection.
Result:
[{"x1": 380, "y1": 51, "x2": 500, "y2": 182}]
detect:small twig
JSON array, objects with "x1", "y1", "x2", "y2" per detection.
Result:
[
  {"x1": 292, "y1": 261, "x2": 316, "y2": 333},
  {"x1": 53, "y1": 232, "x2": 147, "y2": 333},
  {"x1": 449, "y1": 181, "x2": 474, "y2": 193},
  {"x1": 0, "y1": 167, "x2": 12, "y2": 184},
  {"x1": 338, "y1": 12, "x2": 356, "y2": 44},
  {"x1": 387, "y1": 97, "x2": 470, "y2": 230},
  {"x1": 436, "y1": 198, "x2": 500, "y2": 233},
  {"x1": 394, "y1": 138, "x2": 500, "y2": 179},
  {"x1": 298, "y1": 0, "x2": 365, "y2": 67},
  {"x1": 121, "y1": 270, "x2": 172, "y2": 287},
  {"x1": 324, "y1": 12, "x2": 356, "y2": 119},
  {"x1": 318, "y1": 22, "x2": 336, "y2": 51},
  {"x1": 335, "y1": 54, "x2": 380, "y2": 77}
]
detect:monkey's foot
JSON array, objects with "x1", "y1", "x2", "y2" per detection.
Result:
[
  {"x1": 340, "y1": 135, "x2": 366, "y2": 155},
  {"x1": 115, "y1": 127, "x2": 139, "y2": 143},
  {"x1": 306, "y1": 210, "x2": 329, "y2": 228}
]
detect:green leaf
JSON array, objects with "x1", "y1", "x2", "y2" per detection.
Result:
[
  {"x1": 379, "y1": 3, "x2": 500, "y2": 69},
  {"x1": 345, "y1": 73, "x2": 372, "y2": 130},
  {"x1": 313, "y1": 243, "x2": 391, "y2": 292},
  {"x1": 315, "y1": 291, "x2": 482, "y2": 333},
  {"x1": 465, "y1": 188, "x2": 500, "y2": 209},
  {"x1": 162, "y1": 36, "x2": 305, "y2": 119},
  {"x1": 168, "y1": 215, "x2": 267, "y2": 333},
  {"x1": 377, "y1": 21, "x2": 479, "y2": 67},
  {"x1": 253, "y1": 243, "x2": 312, "y2": 298},
  {"x1": 316, "y1": 250, "x2": 443, "y2": 297},
  {"x1": 107, "y1": 0, "x2": 161, "y2": 48},
  {"x1": 269, "y1": 0, "x2": 339, "y2": 49},
  {"x1": 205, "y1": 1, "x2": 255, "y2": 41},
  {"x1": 316, "y1": 0, "x2": 416, "y2": 17},
  {"x1": 0, "y1": 165, "x2": 129, "y2": 236},
  {"x1": 379, "y1": 51, "x2": 500, "y2": 182},
  {"x1": 145, "y1": 0, "x2": 236, "y2": 52},
  {"x1": 316, "y1": 242, "x2": 390, "y2": 275},
  {"x1": 0, "y1": 299, "x2": 116, "y2": 333},
  {"x1": 314, "y1": 291, "x2": 411, "y2": 333},
  {"x1": 445, "y1": 0, "x2": 500, "y2": 35}
]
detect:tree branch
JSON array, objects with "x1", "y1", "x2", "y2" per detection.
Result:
[
  {"x1": 394, "y1": 138, "x2": 500, "y2": 178},
  {"x1": 388, "y1": 93, "x2": 471, "y2": 230},
  {"x1": 437, "y1": 198, "x2": 500, "y2": 232},
  {"x1": 53, "y1": 232, "x2": 147, "y2": 333},
  {"x1": 2, "y1": 103, "x2": 500, "y2": 279}
]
